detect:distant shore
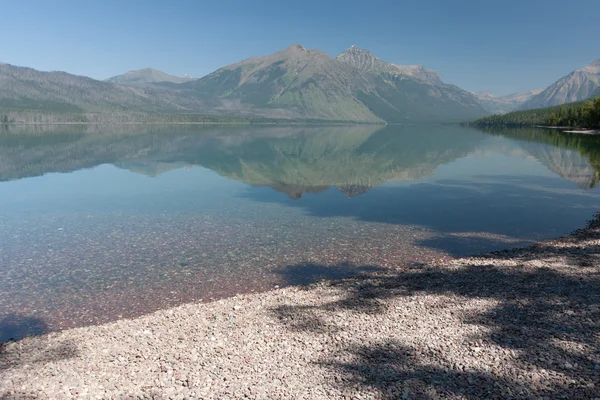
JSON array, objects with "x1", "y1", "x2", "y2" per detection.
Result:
[
  {"x1": 562, "y1": 129, "x2": 600, "y2": 135},
  {"x1": 0, "y1": 110, "x2": 386, "y2": 127},
  {"x1": 2, "y1": 213, "x2": 599, "y2": 398},
  {"x1": 0, "y1": 121, "x2": 380, "y2": 127},
  {"x1": 534, "y1": 125, "x2": 600, "y2": 135}
]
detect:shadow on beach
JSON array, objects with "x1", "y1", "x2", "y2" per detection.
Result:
[
  {"x1": 271, "y1": 217, "x2": 600, "y2": 398},
  {"x1": 0, "y1": 314, "x2": 49, "y2": 343},
  {"x1": 0, "y1": 314, "x2": 79, "y2": 373}
]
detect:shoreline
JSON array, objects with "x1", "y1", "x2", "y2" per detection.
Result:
[
  {"x1": 537, "y1": 125, "x2": 600, "y2": 135},
  {"x1": 468, "y1": 123, "x2": 600, "y2": 136},
  {"x1": 562, "y1": 129, "x2": 600, "y2": 135},
  {"x1": 1, "y1": 214, "x2": 599, "y2": 398},
  {"x1": 0, "y1": 121, "x2": 380, "y2": 127},
  {"x1": 538, "y1": 125, "x2": 600, "y2": 135}
]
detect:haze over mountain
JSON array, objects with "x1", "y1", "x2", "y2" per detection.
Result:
[
  {"x1": 106, "y1": 68, "x2": 195, "y2": 85},
  {"x1": 475, "y1": 89, "x2": 542, "y2": 114},
  {"x1": 518, "y1": 59, "x2": 600, "y2": 110}
]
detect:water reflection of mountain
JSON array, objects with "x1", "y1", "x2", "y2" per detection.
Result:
[
  {"x1": 159, "y1": 125, "x2": 486, "y2": 198},
  {"x1": 2, "y1": 124, "x2": 600, "y2": 196},
  {"x1": 477, "y1": 127, "x2": 600, "y2": 189},
  {"x1": 0, "y1": 124, "x2": 488, "y2": 198}
]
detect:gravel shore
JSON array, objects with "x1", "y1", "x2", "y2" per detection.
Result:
[{"x1": 2, "y1": 215, "x2": 600, "y2": 399}]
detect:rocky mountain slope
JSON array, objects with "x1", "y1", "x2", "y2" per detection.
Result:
[
  {"x1": 106, "y1": 68, "x2": 195, "y2": 84},
  {"x1": 336, "y1": 45, "x2": 443, "y2": 85},
  {"x1": 518, "y1": 59, "x2": 600, "y2": 110},
  {"x1": 183, "y1": 44, "x2": 488, "y2": 123}
]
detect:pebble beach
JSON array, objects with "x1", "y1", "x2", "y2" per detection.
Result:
[{"x1": 1, "y1": 214, "x2": 599, "y2": 399}]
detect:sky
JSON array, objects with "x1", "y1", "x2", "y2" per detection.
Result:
[{"x1": 1, "y1": 0, "x2": 599, "y2": 96}]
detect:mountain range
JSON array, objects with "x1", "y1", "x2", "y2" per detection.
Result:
[
  {"x1": 517, "y1": 59, "x2": 600, "y2": 110},
  {"x1": 475, "y1": 89, "x2": 543, "y2": 114},
  {"x1": 182, "y1": 44, "x2": 487, "y2": 122},
  {"x1": 0, "y1": 45, "x2": 488, "y2": 123},
  {"x1": 1, "y1": 46, "x2": 599, "y2": 122},
  {"x1": 0, "y1": 62, "x2": 200, "y2": 114}
]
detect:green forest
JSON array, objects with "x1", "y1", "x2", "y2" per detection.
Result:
[{"x1": 470, "y1": 97, "x2": 600, "y2": 129}]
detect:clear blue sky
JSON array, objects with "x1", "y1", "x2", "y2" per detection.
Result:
[{"x1": 2, "y1": 0, "x2": 598, "y2": 95}]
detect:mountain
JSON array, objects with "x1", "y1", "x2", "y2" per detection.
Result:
[
  {"x1": 183, "y1": 44, "x2": 488, "y2": 123},
  {"x1": 0, "y1": 44, "x2": 489, "y2": 123},
  {"x1": 476, "y1": 89, "x2": 542, "y2": 114},
  {"x1": 106, "y1": 68, "x2": 195, "y2": 84},
  {"x1": 183, "y1": 44, "x2": 378, "y2": 121},
  {"x1": 518, "y1": 59, "x2": 600, "y2": 110},
  {"x1": 336, "y1": 45, "x2": 443, "y2": 85},
  {"x1": 0, "y1": 62, "x2": 197, "y2": 114}
]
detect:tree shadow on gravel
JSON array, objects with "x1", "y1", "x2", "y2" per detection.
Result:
[
  {"x1": 272, "y1": 263, "x2": 385, "y2": 333},
  {"x1": 0, "y1": 314, "x2": 49, "y2": 343},
  {"x1": 0, "y1": 391, "x2": 47, "y2": 400},
  {"x1": 415, "y1": 234, "x2": 534, "y2": 257},
  {"x1": 271, "y1": 220, "x2": 600, "y2": 398},
  {"x1": 318, "y1": 340, "x2": 533, "y2": 399},
  {"x1": 275, "y1": 262, "x2": 384, "y2": 286},
  {"x1": 0, "y1": 314, "x2": 79, "y2": 373},
  {"x1": 0, "y1": 338, "x2": 79, "y2": 372}
]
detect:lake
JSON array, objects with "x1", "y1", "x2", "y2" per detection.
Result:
[{"x1": 2, "y1": 124, "x2": 600, "y2": 341}]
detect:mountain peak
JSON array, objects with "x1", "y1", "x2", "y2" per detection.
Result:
[
  {"x1": 281, "y1": 43, "x2": 309, "y2": 54},
  {"x1": 337, "y1": 46, "x2": 378, "y2": 66},
  {"x1": 476, "y1": 90, "x2": 495, "y2": 99},
  {"x1": 106, "y1": 68, "x2": 195, "y2": 84},
  {"x1": 337, "y1": 46, "x2": 443, "y2": 86},
  {"x1": 580, "y1": 58, "x2": 600, "y2": 74},
  {"x1": 519, "y1": 59, "x2": 600, "y2": 110},
  {"x1": 339, "y1": 45, "x2": 375, "y2": 56},
  {"x1": 337, "y1": 46, "x2": 382, "y2": 72}
]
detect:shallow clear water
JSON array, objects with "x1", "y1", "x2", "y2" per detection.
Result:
[{"x1": 2, "y1": 124, "x2": 600, "y2": 340}]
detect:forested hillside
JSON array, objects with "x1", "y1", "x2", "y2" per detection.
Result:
[{"x1": 470, "y1": 97, "x2": 600, "y2": 129}]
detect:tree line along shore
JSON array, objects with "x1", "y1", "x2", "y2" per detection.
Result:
[{"x1": 469, "y1": 97, "x2": 600, "y2": 130}]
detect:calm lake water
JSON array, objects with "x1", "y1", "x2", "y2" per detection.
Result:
[{"x1": 2, "y1": 124, "x2": 600, "y2": 340}]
